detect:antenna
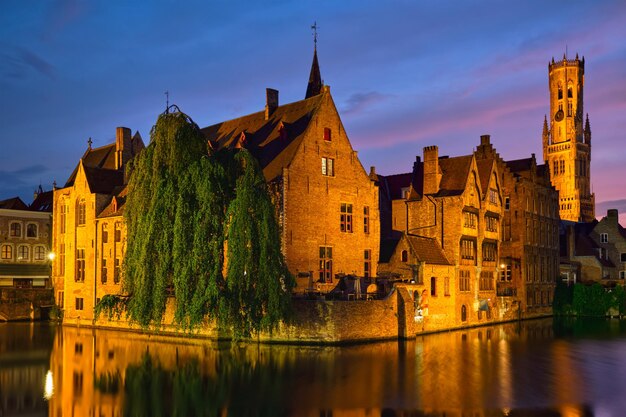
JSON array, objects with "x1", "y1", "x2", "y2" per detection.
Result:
[{"x1": 311, "y1": 21, "x2": 318, "y2": 49}]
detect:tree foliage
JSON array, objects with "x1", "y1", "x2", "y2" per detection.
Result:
[{"x1": 117, "y1": 109, "x2": 293, "y2": 337}]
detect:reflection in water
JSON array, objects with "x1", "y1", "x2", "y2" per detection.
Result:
[{"x1": 4, "y1": 318, "x2": 626, "y2": 416}]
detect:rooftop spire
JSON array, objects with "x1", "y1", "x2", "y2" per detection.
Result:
[{"x1": 305, "y1": 22, "x2": 322, "y2": 99}]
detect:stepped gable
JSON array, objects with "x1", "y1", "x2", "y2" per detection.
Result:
[
  {"x1": 0, "y1": 197, "x2": 28, "y2": 210},
  {"x1": 437, "y1": 155, "x2": 473, "y2": 196},
  {"x1": 406, "y1": 235, "x2": 452, "y2": 265},
  {"x1": 201, "y1": 93, "x2": 324, "y2": 182}
]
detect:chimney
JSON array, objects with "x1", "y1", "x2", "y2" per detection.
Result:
[
  {"x1": 116, "y1": 127, "x2": 132, "y2": 170},
  {"x1": 265, "y1": 88, "x2": 279, "y2": 120},
  {"x1": 607, "y1": 209, "x2": 619, "y2": 225},
  {"x1": 423, "y1": 146, "x2": 440, "y2": 195},
  {"x1": 369, "y1": 166, "x2": 377, "y2": 180},
  {"x1": 480, "y1": 134, "x2": 491, "y2": 146}
]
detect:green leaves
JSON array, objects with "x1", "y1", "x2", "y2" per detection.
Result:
[{"x1": 117, "y1": 110, "x2": 292, "y2": 338}]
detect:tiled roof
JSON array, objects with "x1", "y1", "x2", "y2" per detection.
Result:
[
  {"x1": 201, "y1": 93, "x2": 325, "y2": 182},
  {"x1": 0, "y1": 197, "x2": 28, "y2": 210},
  {"x1": 406, "y1": 235, "x2": 452, "y2": 265},
  {"x1": 30, "y1": 191, "x2": 53, "y2": 212},
  {"x1": 83, "y1": 166, "x2": 124, "y2": 194},
  {"x1": 438, "y1": 155, "x2": 473, "y2": 196},
  {"x1": 506, "y1": 157, "x2": 533, "y2": 174},
  {"x1": 98, "y1": 186, "x2": 128, "y2": 218}
]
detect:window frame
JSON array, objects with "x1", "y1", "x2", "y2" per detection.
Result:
[
  {"x1": 76, "y1": 199, "x2": 86, "y2": 226},
  {"x1": 364, "y1": 249, "x2": 371, "y2": 278},
  {"x1": 75, "y1": 248, "x2": 85, "y2": 282},
  {"x1": 26, "y1": 223, "x2": 38, "y2": 238},
  {"x1": 1, "y1": 244, "x2": 13, "y2": 260},
  {"x1": 340, "y1": 203, "x2": 353, "y2": 233},
  {"x1": 9, "y1": 222, "x2": 22, "y2": 238},
  {"x1": 319, "y1": 246, "x2": 333, "y2": 283},
  {"x1": 17, "y1": 245, "x2": 30, "y2": 261},
  {"x1": 34, "y1": 245, "x2": 46, "y2": 261},
  {"x1": 321, "y1": 157, "x2": 335, "y2": 177},
  {"x1": 600, "y1": 233, "x2": 608, "y2": 244}
]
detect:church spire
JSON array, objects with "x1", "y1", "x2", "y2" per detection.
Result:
[
  {"x1": 305, "y1": 22, "x2": 322, "y2": 99},
  {"x1": 584, "y1": 113, "x2": 591, "y2": 144}
]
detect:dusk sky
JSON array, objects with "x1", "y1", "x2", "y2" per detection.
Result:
[{"x1": 1, "y1": 1, "x2": 625, "y2": 223}]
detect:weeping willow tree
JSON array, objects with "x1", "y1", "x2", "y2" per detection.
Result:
[
  {"x1": 221, "y1": 150, "x2": 295, "y2": 338},
  {"x1": 115, "y1": 108, "x2": 293, "y2": 337},
  {"x1": 123, "y1": 110, "x2": 229, "y2": 328}
]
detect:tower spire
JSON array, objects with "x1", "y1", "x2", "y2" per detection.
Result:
[{"x1": 305, "y1": 22, "x2": 322, "y2": 99}]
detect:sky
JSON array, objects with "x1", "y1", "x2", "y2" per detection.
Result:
[{"x1": 1, "y1": 0, "x2": 625, "y2": 223}]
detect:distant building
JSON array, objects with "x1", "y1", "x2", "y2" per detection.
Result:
[
  {"x1": 542, "y1": 54, "x2": 594, "y2": 222},
  {"x1": 560, "y1": 209, "x2": 626, "y2": 285}
]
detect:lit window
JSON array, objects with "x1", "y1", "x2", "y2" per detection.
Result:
[
  {"x1": 479, "y1": 271, "x2": 493, "y2": 291},
  {"x1": 1, "y1": 245, "x2": 12, "y2": 260},
  {"x1": 500, "y1": 264, "x2": 512, "y2": 281},
  {"x1": 489, "y1": 189, "x2": 498, "y2": 205},
  {"x1": 340, "y1": 203, "x2": 353, "y2": 233},
  {"x1": 319, "y1": 246, "x2": 333, "y2": 283},
  {"x1": 486, "y1": 216, "x2": 498, "y2": 232},
  {"x1": 463, "y1": 211, "x2": 477, "y2": 229},
  {"x1": 17, "y1": 245, "x2": 29, "y2": 261},
  {"x1": 322, "y1": 157, "x2": 334, "y2": 176},
  {"x1": 459, "y1": 270, "x2": 470, "y2": 292},
  {"x1": 34, "y1": 246, "x2": 46, "y2": 261},
  {"x1": 482, "y1": 242, "x2": 497, "y2": 262},
  {"x1": 460, "y1": 239, "x2": 476, "y2": 264}
]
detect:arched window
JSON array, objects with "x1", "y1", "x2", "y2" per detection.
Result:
[
  {"x1": 34, "y1": 245, "x2": 46, "y2": 261},
  {"x1": 401, "y1": 250, "x2": 408, "y2": 263},
  {"x1": 1, "y1": 245, "x2": 12, "y2": 260},
  {"x1": 567, "y1": 85, "x2": 573, "y2": 98},
  {"x1": 76, "y1": 199, "x2": 86, "y2": 226},
  {"x1": 9, "y1": 222, "x2": 21, "y2": 237},
  {"x1": 557, "y1": 85, "x2": 563, "y2": 100},
  {"x1": 17, "y1": 245, "x2": 29, "y2": 261},
  {"x1": 461, "y1": 305, "x2": 467, "y2": 322},
  {"x1": 26, "y1": 223, "x2": 38, "y2": 238}
]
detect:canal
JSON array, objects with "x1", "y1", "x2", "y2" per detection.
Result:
[{"x1": 1, "y1": 318, "x2": 626, "y2": 416}]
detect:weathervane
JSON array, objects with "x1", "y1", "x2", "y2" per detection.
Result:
[
  {"x1": 311, "y1": 21, "x2": 318, "y2": 49},
  {"x1": 165, "y1": 90, "x2": 170, "y2": 113}
]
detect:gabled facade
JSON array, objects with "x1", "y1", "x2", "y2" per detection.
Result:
[
  {"x1": 474, "y1": 134, "x2": 560, "y2": 316},
  {"x1": 52, "y1": 127, "x2": 144, "y2": 321},
  {"x1": 202, "y1": 80, "x2": 379, "y2": 293},
  {"x1": 378, "y1": 145, "x2": 503, "y2": 329}
]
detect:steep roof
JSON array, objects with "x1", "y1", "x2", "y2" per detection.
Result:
[
  {"x1": 201, "y1": 93, "x2": 325, "y2": 182},
  {"x1": 437, "y1": 155, "x2": 473, "y2": 196},
  {"x1": 305, "y1": 48, "x2": 323, "y2": 99},
  {"x1": 98, "y1": 186, "x2": 128, "y2": 218},
  {"x1": 506, "y1": 157, "x2": 533, "y2": 174},
  {"x1": 406, "y1": 235, "x2": 452, "y2": 265},
  {"x1": 29, "y1": 191, "x2": 53, "y2": 212},
  {"x1": 0, "y1": 197, "x2": 28, "y2": 210},
  {"x1": 377, "y1": 172, "x2": 412, "y2": 201},
  {"x1": 83, "y1": 165, "x2": 125, "y2": 194},
  {"x1": 476, "y1": 159, "x2": 493, "y2": 195}
]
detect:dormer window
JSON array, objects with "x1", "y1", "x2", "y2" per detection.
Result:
[{"x1": 323, "y1": 127, "x2": 332, "y2": 141}]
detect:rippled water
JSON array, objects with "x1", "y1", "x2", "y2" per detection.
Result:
[{"x1": 2, "y1": 318, "x2": 626, "y2": 416}]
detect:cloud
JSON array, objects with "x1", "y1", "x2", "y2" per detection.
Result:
[
  {"x1": 341, "y1": 91, "x2": 390, "y2": 116},
  {"x1": 0, "y1": 45, "x2": 55, "y2": 80}
]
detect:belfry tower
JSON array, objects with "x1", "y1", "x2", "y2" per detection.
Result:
[{"x1": 542, "y1": 53, "x2": 594, "y2": 222}]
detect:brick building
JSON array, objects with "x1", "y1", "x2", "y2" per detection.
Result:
[
  {"x1": 377, "y1": 145, "x2": 503, "y2": 328},
  {"x1": 202, "y1": 49, "x2": 379, "y2": 293},
  {"x1": 474, "y1": 135, "x2": 560, "y2": 316},
  {"x1": 52, "y1": 128, "x2": 144, "y2": 321}
]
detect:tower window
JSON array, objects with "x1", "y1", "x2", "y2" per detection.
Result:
[
  {"x1": 558, "y1": 86, "x2": 563, "y2": 100},
  {"x1": 568, "y1": 86, "x2": 573, "y2": 98}
]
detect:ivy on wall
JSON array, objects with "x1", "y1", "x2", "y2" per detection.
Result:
[{"x1": 553, "y1": 282, "x2": 625, "y2": 316}]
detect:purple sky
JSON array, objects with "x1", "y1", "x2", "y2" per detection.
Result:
[{"x1": 1, "y1": 1, "x2": 625, "y2": 223}]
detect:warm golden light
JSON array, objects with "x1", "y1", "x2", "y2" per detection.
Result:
[
  {"x1": 48, "y1": 252, "x2": 56, "y2": 261},
  {"x1": 44, "y1": 370, "x2": 54, "y2": 400}
]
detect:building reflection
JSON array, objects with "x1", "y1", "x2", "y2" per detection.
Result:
[
  {"x1": 44, "y1": 319, "x2": 597, "y2": 417},
  {"x1": 0, "y1": 322, "x2": 54, "y2": 416}
]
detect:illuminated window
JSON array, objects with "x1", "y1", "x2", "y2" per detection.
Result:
[
  {"x1": 17, "y1": 245, "x2": 29, "y2": 261},
  {"x1": 500, "y1": 264, "x2": 512, "y2": 281},
  {"x1": 460, "y1": 239, "x2": 476, "y2": 264},
  {"x1": 75, "y1": 249, "x2": 85, "y2": 282},
  {"x1": 482, "y1": 242, "x2": 497, "y2": 262},
  {"x1": 1, "y1": 245, "x2": 12, "y2": 260},
  {"x1": 34, "y1": 246, "x2": 46, "y2": 261},
  {"x1": 364, "y1": 249, "x2": 371, "y2": 278},
  {"x1": 479, "y1": 271, "x2": 494, "y2": 291},
  {"x1": 319, "y1": 246, "x2": 333, "y2": 283},
  {"x1": 463, "y1": 211, "x2": 477, "y2": 228},
  {"x1": 340, "y1": 203, "x2": 353, "y2": 233},
  {"x1": 485, "y1": 216, "x2": 498, "y2": 232},
  {"x1": 322, "y1": 157, "x2": 334, "y2": 176}
]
